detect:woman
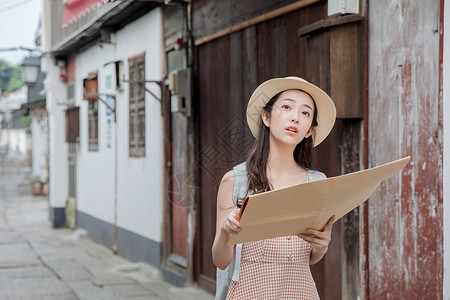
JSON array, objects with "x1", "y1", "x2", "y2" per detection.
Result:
[{"x1": 212, "y1": 77, "x2": 337, "y2": 299}]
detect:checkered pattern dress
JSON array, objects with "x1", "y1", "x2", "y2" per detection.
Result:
[{"x1": 226, "y1": 235, "x2": 319, "y2": 300}]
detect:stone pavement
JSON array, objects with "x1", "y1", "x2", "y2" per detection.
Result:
[{"x1": 0, "y1": 165, "x2": 214, "y2": 300}]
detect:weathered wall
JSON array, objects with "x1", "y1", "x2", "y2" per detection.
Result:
[
  {"x1": 368, "y1": 1, "x2": 442, "y2": 298},
  {"x1": 192, "y1": 0, "x2": 300, "y2": 40},
  {"x1": 442, "y1": 0, "x2": 450, "y2": 296}
]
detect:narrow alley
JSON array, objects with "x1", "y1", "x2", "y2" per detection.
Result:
[{"x1": 0, "y1": 163, "x2": 213, "y2": 300}]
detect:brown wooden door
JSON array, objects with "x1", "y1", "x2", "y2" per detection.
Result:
[
  {"x1": 162, "y1": 79, "x2": 190, "y2": 273},
  {"x1": 170, "y1": 112, "x2": 189, "y2": 263},
  {"x1": 194, "y1": 34, "x2": 255, "y2": 292},
  {"x1": 193, "y1": 2, "x2": 363, "y2": 298}
]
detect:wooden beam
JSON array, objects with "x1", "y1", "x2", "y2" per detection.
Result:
[
  {"x1": 194, "y1": 0, "x2": 321, "y2": 46},
  {"x1": 298, "y1": 13, "x2": 363, "y2": 37}
]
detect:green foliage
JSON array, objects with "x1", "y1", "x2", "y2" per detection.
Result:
[
  {"x1": 6, "y1": 67, "x2": 23, "y2": 91},
  {"x1": 0, "y1": 59, "x2": 24, "y2": 95},
  {"x1": 20, "y1": 115, "x2": 31, "y2": 127}
]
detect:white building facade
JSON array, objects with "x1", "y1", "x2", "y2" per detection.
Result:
[
  {"x1": 30, "y1": 111, "x2": 48, "y2": 184},
  {"x1": 41, "y1": 0, "x2": 166, "y2": 268},
  {"x1": 75, "y1": 8, "x2": 164, "y2": 265},
  {"x1": 0, "y1": 87, "x2": 29, "y2": 161}
]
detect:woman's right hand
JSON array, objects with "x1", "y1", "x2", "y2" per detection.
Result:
[
  {"x1": 222, "y1": 208, "x2": 241, "y2": 235},
  {"x1": 212, "y1": 170, "x2": 240, "y2": 269}
]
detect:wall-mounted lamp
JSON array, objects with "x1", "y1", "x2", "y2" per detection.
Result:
[{"x1": 20, "y1": 56, "x2": 41, "y2": 85}]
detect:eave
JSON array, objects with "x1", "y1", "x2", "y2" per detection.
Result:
[{"x1": 51, "y1": 0, "x2": 161, "y2": 60}]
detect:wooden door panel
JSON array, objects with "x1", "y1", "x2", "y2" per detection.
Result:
[{"x1": 171, "y1": 112, "x2": 188, "y2": 259}]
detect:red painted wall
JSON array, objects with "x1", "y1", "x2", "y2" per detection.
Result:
[
  {"x1": 66, "y1": 52, "x2": 76, "y2": 83},
  {"x1": 367, "y1": 1, "x2": 443, "y2": 298}
]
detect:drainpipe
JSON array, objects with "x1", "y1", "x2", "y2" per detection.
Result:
[{"x1": 113, "y1": 105, "x2": 118, "y2": 254}]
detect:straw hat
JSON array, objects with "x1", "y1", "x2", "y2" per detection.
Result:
[{"x1": 246, "y1": 76, "x2": 336, "y2": 147}]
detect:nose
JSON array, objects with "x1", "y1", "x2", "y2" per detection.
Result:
[{"x1": 290, "y1": 116, "x2": 299, "y2": 124}]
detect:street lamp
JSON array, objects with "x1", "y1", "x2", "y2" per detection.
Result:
[{"x1": 20, "y1": 56, "x2": 41, "y2": 85}]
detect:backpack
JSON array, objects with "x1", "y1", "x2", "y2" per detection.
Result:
[
  {"x1": 214, "y1": 162, "x2": 326, "y2": 299},
  {"x1": 215, "y1": 162, "x2": 250, "y2": 300}
]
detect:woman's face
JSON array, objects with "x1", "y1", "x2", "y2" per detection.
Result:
[{"x1": 262, "y1": 89, "x2": 315, "y2": 147}]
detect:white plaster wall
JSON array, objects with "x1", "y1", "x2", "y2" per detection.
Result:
[
  {"x1": 0, "y1": 129, "x2": 10, "y2": 150},
  {"x1": 31, "y1": 117, "x2": 48, "y2": 180},
  {"x1": 443, "y1": 1, "x2": 450, "y2": 297},
  {"x1": 43, "y1": 60, "x2": 69, "y2": 209},
  {"x1": 0, "y1": 129, "x2": 5, "y2": 147},
  {"x1": 31, "y1": 118, "x2": 42, "y2": 177},
  {"x1": 76, "y1": 8, "x2": 164, "y2": 242},
  {"x1": 38, "y1": 0, "x2": 68, "y2": 212},
  {"x1": 3, "y1": 129, "x2": 27, "y2": 156},
  {"x1": 115, "y1": 6, "x2": 163, "y2": 243},
  {"x1": 76, "y1": 44, "x2": 116, "y2": 224}
]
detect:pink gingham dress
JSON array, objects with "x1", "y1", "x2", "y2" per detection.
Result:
[{"x1": 226, "y1": 235, "x2": 319, "y2": 299}]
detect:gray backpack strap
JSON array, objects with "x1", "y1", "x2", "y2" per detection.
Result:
[
  {"x1": 232, "y1": 162, "x2": 250, "y2": 207},
  {"x1": 215, "y1": 163, "x2": 251, "y2": 300},
  {"x1": 307, "y1": 169, "x2": 327, "y2": 182},
  {"x1": 227, "y1": 162, "x2": 247, "y2": 278},
  {"x1": 215, "y1": 268, "x2": 229, "y2": 300},
  {"x1": 229, "y1": 162, "x2": 251, "y2": 281}
]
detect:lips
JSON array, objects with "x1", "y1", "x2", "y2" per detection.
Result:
[{"x1": 286, "y1": 126, "x2": 298, "y2": 134}]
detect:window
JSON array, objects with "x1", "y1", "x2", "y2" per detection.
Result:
[
  {"x1": 84, "y1": 73, "x2": 99, "y2": 151},
  {"x1": 129, "y1": 53, "x2": 146, "y2": 157},
  {"x1": 88, "y1": 100, "x2": 98, "y2": 151},
  {"x1": 65, "y1": 106, "x2": 79, "y2": 143}
]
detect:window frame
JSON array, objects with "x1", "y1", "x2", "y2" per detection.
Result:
[
  {"x1": 128, "y1": 53, "x2": 146, "y2": 157},
  {"x1": 83, "y1": 73, "x2": 99, "y2": 152}
]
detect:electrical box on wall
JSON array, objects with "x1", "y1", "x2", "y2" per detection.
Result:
[
  {"x1": 169, "y1": 68, "x2": 191, "y2": 116},
  {"x1": 328, "y1": 0, "x2": 359, "y2": 16}
]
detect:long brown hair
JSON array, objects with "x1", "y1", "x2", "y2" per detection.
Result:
[{"x1": 246, "y1": 90, "x2": 318, "y2": 194}]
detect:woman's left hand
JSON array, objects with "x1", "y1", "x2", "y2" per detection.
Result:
[{"x1": 298, "y1": 215, "x2": 336, "y2": 265}]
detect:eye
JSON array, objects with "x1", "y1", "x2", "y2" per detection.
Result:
[
  {"x1": 303, "y1": 111, "x2": 311, "y2": 117},
  {"x1": 281, "y1": 104, "x2": 291, "y2": 110}
]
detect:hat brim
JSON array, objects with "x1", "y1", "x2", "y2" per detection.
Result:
[{"x1": 246, "y1": 77, "x2": 336, "y2": 147}]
